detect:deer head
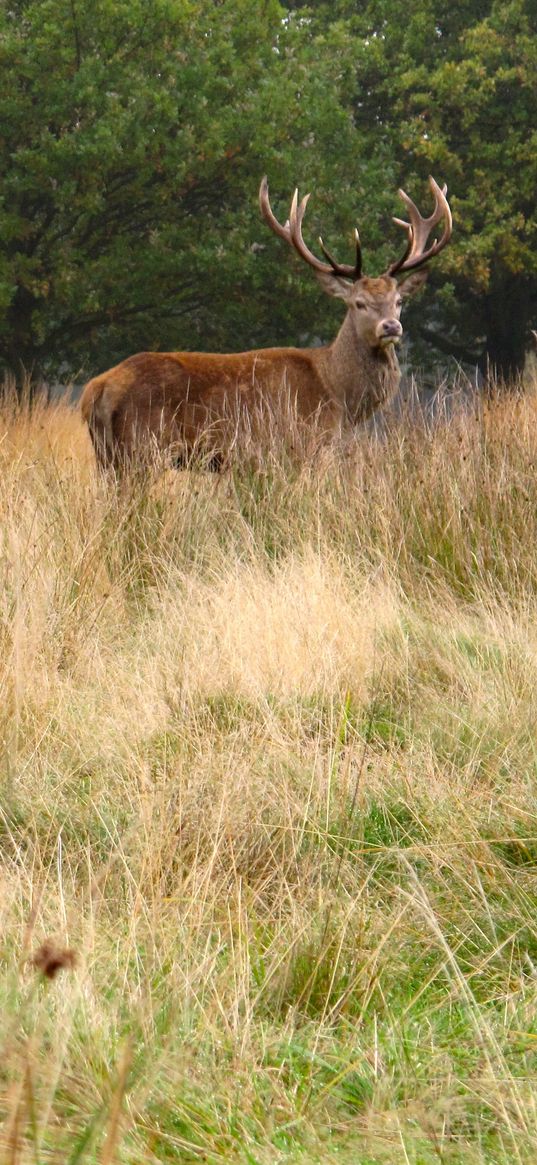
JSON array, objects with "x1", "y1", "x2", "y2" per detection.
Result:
[{"x1": 259, "y1": 175, "x2": 452, "y2": 352}]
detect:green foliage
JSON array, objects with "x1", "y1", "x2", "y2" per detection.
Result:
[
  {"x1": 290, "y1": 0, "x2": 537, "y2": 373},
  {"x1": 395, "y1": 0, "x2": 537, "y2": 373},
  {"x1": 0, "y1": 0, "x2": 361, "y2": 374},
  {"x1": 1, "y1": 0, "x2": 536, "y2": 378}
]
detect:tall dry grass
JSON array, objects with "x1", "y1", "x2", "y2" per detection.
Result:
[{"x1": 1, "y1": 379, "x2": 537, "y2": 1163}]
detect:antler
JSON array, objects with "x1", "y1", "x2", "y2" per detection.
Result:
[
  {"x1": 259, "y1": 176, "x2": 362, "y2": 280},
  {"x1": 388, "y1": 176, "x2": 452, "y2": 276}
]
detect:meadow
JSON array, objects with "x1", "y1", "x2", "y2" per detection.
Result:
[{"x1": 2, "y1": 377, "x2": 537, "y2": 1164}]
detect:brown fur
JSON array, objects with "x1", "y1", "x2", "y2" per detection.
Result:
[{"x1": 80, "y1": 273, "x2": 427, "y2": 470}]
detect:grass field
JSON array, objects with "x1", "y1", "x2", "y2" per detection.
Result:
[{"x1": 2, "y1": 379, "x2": 537, "y2": 1163}]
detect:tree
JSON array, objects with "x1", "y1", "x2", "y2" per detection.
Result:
[
  {"x1": 398, "y1": 0, "x2": 537, "y2": 376},
  {"x1": 0, "y1": 0, "x2": 363, "y2": 377},
  {"x1": 3, "y1": 0, "x2": 535, "y2": 380},
  {"x1": 281, "y1": 0, "x2": 537, "y2": 376}
]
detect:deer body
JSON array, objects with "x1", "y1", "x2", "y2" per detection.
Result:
[
  {"x1": 81, "y1": 278, "x2": 402, "y2": 466},
  {"x1": 80, "y1": 179, "x2": 452, "y2": 469}
]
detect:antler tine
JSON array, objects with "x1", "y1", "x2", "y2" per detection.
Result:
[
  {"x1": 353, "y1": 227, "x2": 363, "y2": 279},
  {"x1": 290, "y1": 190, "x2": 362, "y2": 278},
  {"x1": 259, "y1": 175, "x2": 293, "y2": 242},
  {"x1": 259, "y1": 177, "x2": 361, "y2": 279},
  {"x1": 388, "y1": 176, "x2": 452, "y2": 276},
  {"x1": 399, "y1": 177, "x2": 451, "y2": 256},
  {"x1": 389, "y1": 219, "x2": 414, "y2": 274},
  {"x1": 319, "y1": 227, "x2": 362, "y2": 280},
  {"x1": 288, "y1": 187, "x2": 339, "y2": 274}
]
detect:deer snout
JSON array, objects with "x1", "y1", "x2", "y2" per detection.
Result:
[{"x1": 376, "y1": 319, "x2": 403, "y2": 345}]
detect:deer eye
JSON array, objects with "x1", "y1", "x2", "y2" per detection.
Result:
[
  {"x1": 395, "y1": 297, "x2": 403, "y2": 308},
  {"x1": 354, "y1": 299, "x2": 367, "y2": 310}
]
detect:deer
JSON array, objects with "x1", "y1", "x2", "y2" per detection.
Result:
[{"x1": 80, "y1": 175, "x2": 452, "y2": 470}]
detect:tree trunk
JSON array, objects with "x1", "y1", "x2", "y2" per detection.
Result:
[
  {"x1": 3, "y1": 285, "x2": 41, "y2": 381},
  {"x1": 481, "y1": 277, "x2": 534, "y2": 382}
]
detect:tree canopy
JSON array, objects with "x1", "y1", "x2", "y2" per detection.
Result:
[{"x1": 1, "y1": 0, "x2": 536, "y2": 379}]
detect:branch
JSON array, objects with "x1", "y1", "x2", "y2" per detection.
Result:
[
  {"x1": 41, "y1": 285, "x2": 204, "y2": 345},
  {"x1": 418, "y1": 325, "x2": 482, "y2": 366},
  {"x1": 70, "y1": 0, "x2": 82, "y2": 69}
]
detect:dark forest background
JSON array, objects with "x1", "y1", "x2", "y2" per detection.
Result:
[{"x1": 1, "y1": 0, "x2": 535, "y2": 383}]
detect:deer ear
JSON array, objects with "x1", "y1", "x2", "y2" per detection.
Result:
[
  {"x1": 398, "y1": 269, "x2": 429, "y2": 298},
  {"x1": 315, "y1": 271, "x2": 354, "y2": 300}
]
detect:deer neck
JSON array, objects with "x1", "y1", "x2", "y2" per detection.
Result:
[{"x1": 319, "y1": 310, "x2": 401, "y2": 424}]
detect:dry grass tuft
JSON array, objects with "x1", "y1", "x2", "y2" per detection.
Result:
[{"x1": 1, "y1": 380, "x2": 537, "y2": 1163}]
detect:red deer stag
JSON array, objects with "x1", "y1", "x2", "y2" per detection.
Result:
[{"x1": 80, "y1": 176, "x2": 452, "y2": 469}]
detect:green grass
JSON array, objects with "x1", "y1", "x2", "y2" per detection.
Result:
[{"x1": 1, "y1": 383, "x2": 537, "y2": 1162}]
